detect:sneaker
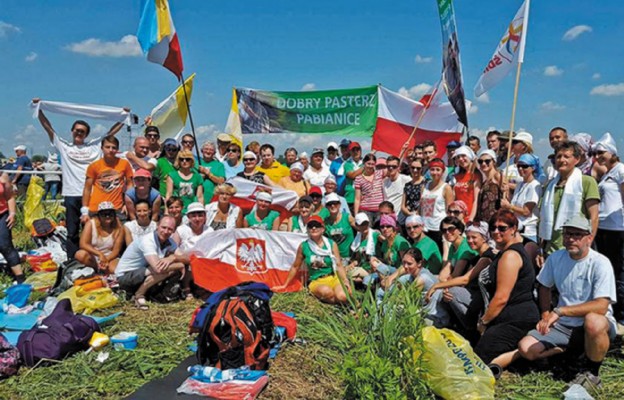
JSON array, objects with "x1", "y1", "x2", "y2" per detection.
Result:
[{"x1": 569, "y1": 371, "x2": 601, "y2": 393}]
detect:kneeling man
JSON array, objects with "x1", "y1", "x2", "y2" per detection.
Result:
[
  {"x1": 518, "y1": 215, "x2": 616, "y2": 387},
  {"x1": 115, "y1": 216, "x2": 186, "y2": 310}
]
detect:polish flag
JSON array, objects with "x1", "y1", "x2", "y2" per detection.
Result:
[
  {"x1": 190, "y1": 228, "x2": 307, "y2": 293},
  {"x1": 372, "y1": 86, "x2": 465, "y2": 157},
  {"x1": 222, "y1": 177, "x2": 299, "y2": 220}
]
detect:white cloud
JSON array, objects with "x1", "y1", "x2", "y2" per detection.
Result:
[
  {"x1": 397, "y1": 83, "x2": 432, "y2": 99},
  {"x1": 414, "y1": 54, "x2": 433, "y2": 64},
  {"x1": 195, "y1": 124, "x2": 221, "y2": 144},
  {"x1": 25, "y1": 52, "x2": 37, "y2": 62},
  {"x1": 590, "y1": 83, "x2": 624, "y2": 97},
  {"x1": 64, "y1": 35, "x2": 142, "y2": 57},
  {"x1": 543, "y1": 65, "x2": 563, "y2": 77},
  {"x1": 0, "y1": 21, "x2": 21, "y2": 38},
  {"x1": 540, "y1": 101, "x2": 566, "y2": 112},
  {"x1": 301, "y1": 83, "x2": 316, "y2": 91},
  {"x1": 592, "y1": 73, "x2": 601, "y2": 80},
  {"x1": 562, "y1": 25, "x2": 592, "y2": 41},
  {"x1": 475, "y1": 92, "x2": 490, "y2": 104},
  {"x1": 467, "y1": 104, "x2": 478, "y2": 115}
]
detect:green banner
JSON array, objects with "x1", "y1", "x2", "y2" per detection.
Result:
[{"x1": 236, "y1": 86, "x2": 378, "y2": 136}]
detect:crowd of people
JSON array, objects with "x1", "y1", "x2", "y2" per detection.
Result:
[{"x1": 0, "y1": 102, "x2": 622, "y2": 388}]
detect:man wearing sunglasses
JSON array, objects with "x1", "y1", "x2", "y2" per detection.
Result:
[
  {"x1": 144, "y1": 126, "x2": 162, "y2": 158},
  {"x1": 33, "y1": 98, "x2": 126, "y2": 260},
  {"x1": 382, "y1": 156, "x2": 410, "y2": 223},
  {"x1": 518, "y1": 215, "x2": 616, "y2": 390}
]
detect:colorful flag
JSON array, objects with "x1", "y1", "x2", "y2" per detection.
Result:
[
  {"x1": 224, "y1": 88, "x2": 244, "y2": 150},
  {"x1": 137, "y1": 0, "x2": 184, "y2": 79},
  {"x1": 149, "y1": 73, "x2": 195, "y2": 139},
  {"x1": 371, "y1": 86, "x2": 463, "y2": 157},
  {"x1": 190, "y1": 229, "x2": 307, "y2": 293},
  {"x1": 474, "y1": 0, "x2": 530, "y2": 97},
  {"x1": 436, "y1": 0, "x2": 468, "y2": 127},
  {"x1": 222, "y1": 177, "x2": 299, "y2": 220}
]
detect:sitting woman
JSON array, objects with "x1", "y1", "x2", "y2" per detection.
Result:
[
  {"x1": 364, "y1": 214, "x2": 410, "y2": 286},
  {"x1": 287, "y1": 195, "x2": 315, "y2": 233},
  {"x1": 166, "y1": 197, "x2": 184, "y2": 228},
  {"x1": 376, "y1": 248, "x2": 449, "y2": 327},
  {"x1": 244, "y1": 192, "x2": 281, "y2": 230},
  {"x1": 425, "y1": 221, "x2": 495, "y2": 339},
  {"x1": 278, "y1": 162, "x2": 309, "y2": 197},
  {"x1": 437, "y1": 216, "x2": 479, "y2": 282},
  {"x1": 125, "y1": 168, "x2": 161, "y2": 222},
  {"x1": 475, "y1": 210, "x2": 540, "y2": 377},
  {"x1": 404, "y1": 215, "x2": 443, "y2": 274},
  {"x1": 75, "y1": 201, "x2": 124, "y2": 274},
  {"x1": 124, "y1": 200, "x2": 157, "y2": 245},
  {"x1": 324, "y1": 193, "x2": 355, "y2": 262},
  {"x1": 237, "y1": 151, "x2": 274, "y2": 186},
  {"x1": 273, "y1": 215, "x2": 351, "y2": 304},
  {"x1": 205, "y1": 183, "x2": 243, "y2": 230},
  {"x1": 347, "y1": 212, "x2": 380, "y2": 283}
]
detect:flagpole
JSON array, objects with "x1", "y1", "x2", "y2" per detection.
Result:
[
  {"x1": 398, "y1": 76, "x2": 444, "y2": 160},
  {"x1": 503, "y1": 61, "x2": 523, "y2": 183},
  {"x1": 180, "y1": 73, "x2": 202, "y2": 162}
]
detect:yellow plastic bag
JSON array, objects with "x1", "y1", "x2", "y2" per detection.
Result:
[
  {"x1": 24, "y1": 271, "x2": 57, "y2": 291},
  {"x1": 417, "y1": 327, "x2": 495, "y2": 400},
  {"x1": 57, "y1": 286, "x2": 119, "y2": 314},
  {"x1": 23, "y1": 176, "x2": 46, "y2": 230}
]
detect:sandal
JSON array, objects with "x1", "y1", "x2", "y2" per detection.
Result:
[{"x1": 134, "y1": 296, "x2": 149, "y2": 310}]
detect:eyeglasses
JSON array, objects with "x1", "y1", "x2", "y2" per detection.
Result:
[
  {"x1": 327, "y1": 202, "x2": 340, "y2": 207},
  {"x1": 490, "y1": 225, "x2": 510, "y2": 233},
  {"x1": 146, "y1": 134, "x2": 159, "y2": 138},
  {"x1": 180, "y1": 158, "x2": 193, "y2": 162},
  {"x1": 517, "y1": 164, "x2": 531, "y2": 170},
  {"x1": 98, "y1": 211, "x2": 115, "y2": 218},
  {"x1": 310, "y1": 194, "x2": 322, "y2": 198},
  {"x1": 411, "y1": 166, "x2": 422, "y2": 171},
  {"x1": 441, "y1": 226, "x2": 457, "y2": 234},
  {"x1": 227, "y1": 148, "x2": 240, "y2": 153},
  {"x1": 307, "y1": 223, "x2": 323, "y2": 230},
  {"x1": 447, "y1": 209, "x2": 462, "y2": 216},
  {"x1": 165, "y1": 147, "x2": 178, "y2": 152},
  {"x1": 243, "y1": 158, "x2": 255, "y2": 162},
  {"x1": 380, "y1": 225, "x2": 394, "y2": 229},
  {"x1": 387, "y1": 165, "x2": 398, "y2": 170},
  {"x1": 594, "y1": 150, "x2": 606, "y2": 156},
  {"x1": 406, "y1": 225, "x2": 423, "y2": 230},
  {"x1": 477, "y1": 159, "x2": 492, "y2": 165},
  {"x1": 73, "y1": 129, "x2": 87, "y2": 135},
  {"x1": 182, "y1": 140, "x2": 194, "y2": 145},
  {"x1": 351, "y1": 147, "x2": 361, "y2": 151},
  {"x1": 563, "y1": 230, "x2": 589, "y2": 240}
]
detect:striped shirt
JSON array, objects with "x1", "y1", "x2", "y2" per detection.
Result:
[{"x1": 354, "y1": 170, "x2": 385, "y2": 211}]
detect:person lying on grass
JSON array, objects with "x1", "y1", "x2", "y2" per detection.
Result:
[
  {"x1": 273, "y1": 215, "x2": 351, "y2": 304},
  {"x1": 375, "y1": 248, "x2": 449, "y2": 327},
  {"x1": 114, "y1": 216, "x2": 189, "y2": 310}
]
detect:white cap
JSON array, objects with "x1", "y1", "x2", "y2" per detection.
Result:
[
  {"x1": 290, "y1": 162, "x2": 304, "y2": 172},
  {"x1": 256, "y1": 192, "x2": 273, "y2": 203},
  {"x1": 325, "y1": 193, "x2": 340, "y2": 204},
  {"x1": 452, "y1": 145, "x2": 475, "y2": 161},
  {"x1": 14, "y1": 145, "x2": 26, "y2": 151},
  {"x1": 327, "y1": 142, "x2": 338, "y2": 150},
  {"x1": 405, "y1": 215, "x2": 424, "y2": 226},
  {"x1": 513, "y1": 131, "x2": 533, "y2": 145},
  {"x1": 186, "y1": 202, "x2": 206, "y2": 214},
  {"x1": 355, "y1": 212, "x2": 370, "y2": 225},
  {"x1": 243, "y1": 151, "x2": 257, "y2": 160}
]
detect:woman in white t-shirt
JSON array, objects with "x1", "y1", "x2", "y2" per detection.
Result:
[
  {"x1": 419, "y1": 158, "x2": 454, "y2": 252},
  {"x1": 501, "y1": 153, "x2": 542, "y2": 243},
  {"x1": 592, "y1": 133, "x2": 624, "y2": 322}
]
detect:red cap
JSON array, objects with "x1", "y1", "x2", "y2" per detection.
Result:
[
  {"x1": 309, "y1": 186, "x2": 322, "y2": 196},
  {"x1": 307, "y1": 215, "x2": 325, "y2": 227},
  {"x1": 348, "y1": 141, "x2": 361, "y2": 151},
  {"x1": 134, "y1": 168, "x2": 152, "y2": 179}
]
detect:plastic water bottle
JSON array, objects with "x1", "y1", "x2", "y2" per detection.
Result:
[{"x1": 187, "y1": 365, "x2": 219, "y2": 382}]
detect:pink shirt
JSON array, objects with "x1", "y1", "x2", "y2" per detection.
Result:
[{"x1": 354, "y1": 170, "x2": 385, "y2": 211}]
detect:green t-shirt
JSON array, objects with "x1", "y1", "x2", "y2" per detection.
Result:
[
  {"x1": 350, "y1": 230, "x2": 380, "y2": 271},
  {"x1": 380, "y1": 234, "x2": 411, "y2": 268},
  {"x1": 449, "y1": 238, "x2": 478, "y2": 273},
  {"x1": 245, "y1": 210, "x2": 280, "y2": 230},
  {"x1": 414, "y1": 235, "x2": 443, "y2": 274},
  {"x1": 342, "y1": 159, "x2": 361, "y2": 203},
  {"x1": 301, "y1": 239, "x2": 335, "y2": 282},
  {"x1": 169, "y1": 170, "x2": 204, "y2": 213},
  {"x1": 545, "y1": 175, "x2": 600, "y2": 255},
  {"x1": 324, "y1": 213, "x2": 355, "y2": 258},
  {"x1": 155, "y1": 158, "x2": 176, "y2": 198},
  {"x1": 198, "y1": 158, "x2": 225, "y2": 204},
  {"x1": 316, "y1": 207, "x2": 330, "y2": 219}
]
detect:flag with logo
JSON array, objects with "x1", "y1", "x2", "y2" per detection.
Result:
[
  {"x1": 223, "y1": 177, "x2": 299, "y2": 220},
  {"x1": 190, "y1": 229, "x2": 307, "y2": 293},
  {"x1": 137, "y1": 0, "x2": 184, "y2": 79},
  {"x1": 474, "y1": 0, "x2": 530, "y2": 97},
  {"x1": 149, "y1": 73, "x2": 195, "y2": 139}
]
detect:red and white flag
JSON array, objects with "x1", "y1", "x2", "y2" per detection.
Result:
[
  {"x1": 190, "y1": 228, "x2": 307, "y2": 293},
  {"x1": 474, "y1": 0, "x2": 530, "y2": 97},
  {"x1": 225, "y1": 177, "x2": 299, "y2": 220},
  {"x1": 371, "y1": 86, "x2": 464, "y2": 157}
]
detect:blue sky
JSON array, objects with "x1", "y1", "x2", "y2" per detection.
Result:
[{"x1": 1, "y1": 0, "x2": 623, "y2": 160}]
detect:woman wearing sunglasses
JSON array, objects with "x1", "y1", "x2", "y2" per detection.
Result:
[
  {"x1": 501, "y1": 153, "x2": 542, "y2": 243},
  {"x1": 324, "y1": 193, "x2": 356, "y2": 262},
  {"x1": 475, "y1": 210, "x2": 539, "y2": 377},
  {"x1": 154, "y1": 138, "x2": 180, "y2": 198},
  {"x1": 243, "y1": 192, "x2": 281, "y2": 231},
  {"x1": 222, "y1": 143, "x2": 244, "y2": 179},
  {"x1": 400, "y1": 158, "x2": 426, "y2": 220},
  {"x1": 475, "y1": 149, "x2": 502, "y2": 223},
  {"x1": 75, "y1": 201, "x2": 124, "y2": 275},
  {"x1": 237, "y1": 151, "x2": 274, "y2": 186},
  {"x1": 273, "y1": 215, "x2": 351, "y2": 304},
  {"x1": 165, "y1": 150, "x2": 204, "y2": 214},
  {"x1": 437, "y1": 216, "x2": 479, "y2": 283}
]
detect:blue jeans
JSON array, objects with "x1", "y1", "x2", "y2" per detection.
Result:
[
  {"x1": 43, "y1": 182, "x2": 59, "y2": 200},
  {"x1": 64, "y1": 196, "x2": 82, "y2": 259},
  {"x1": 363, "y1": 262, "x2": 397, "y2": 287},
  {"x1": 0, "y1": 212, "x2": 20, "y2": 268}
]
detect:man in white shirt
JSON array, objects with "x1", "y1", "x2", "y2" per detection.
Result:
[
  {"x1": 518, "y1": 215, "x2": 616, "y2": 389},
  {"x1": 33, "y1": 98, "x2": 125, "y2": 259},
  {"x1": 382, "y1": 156, "x2": 410, "y2": 222},
  {"x1": 116, "y1": 216, "x2": 187, "y2": 309},
  {"x1": 303, "y1": 147, "x2": 331, "y2": 188}
]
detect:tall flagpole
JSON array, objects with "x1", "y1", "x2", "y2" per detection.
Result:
[
  {"x1": 503, "y1": 61, "x2": 523, "y2": 179},
  {"x1": 179, "y1": 73, "x2": 202, "y2": 162}
]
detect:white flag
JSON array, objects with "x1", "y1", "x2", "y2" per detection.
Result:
[{"x1": 474, "y1": 0, "x2": 530, "y2": 97}]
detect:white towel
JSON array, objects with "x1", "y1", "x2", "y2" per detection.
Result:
[
  {"x1": 31, "y1": 100, "x2": 131, "y2": 125},
  {"x1": 306, "y1": 237, "x2": 338, "y2": 272},
  {"x1": 539, "y1": 168, "x2": 583, "y2": 241},
  {"x1": 350, "y1": 228, "x2": 375, "y2": 256}
]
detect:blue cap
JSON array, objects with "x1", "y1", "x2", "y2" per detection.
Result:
[
  {"x1": 163, "y1": 138, "x2": 179, "y2": 148},
  {"x1": 340, "y1": 138, "x2": 352, "y2": 147},
  {"x1": 446, "y1": 140, "x2": 462, "y2": 149}
]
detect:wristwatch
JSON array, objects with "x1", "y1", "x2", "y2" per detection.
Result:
[{"x1": 553, "y1": 307, "x2": 563, "y2": 317}]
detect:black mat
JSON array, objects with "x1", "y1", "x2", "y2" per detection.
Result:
[{"x1": 125, "y1": 355, "x2": 206, "y2": 400}]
